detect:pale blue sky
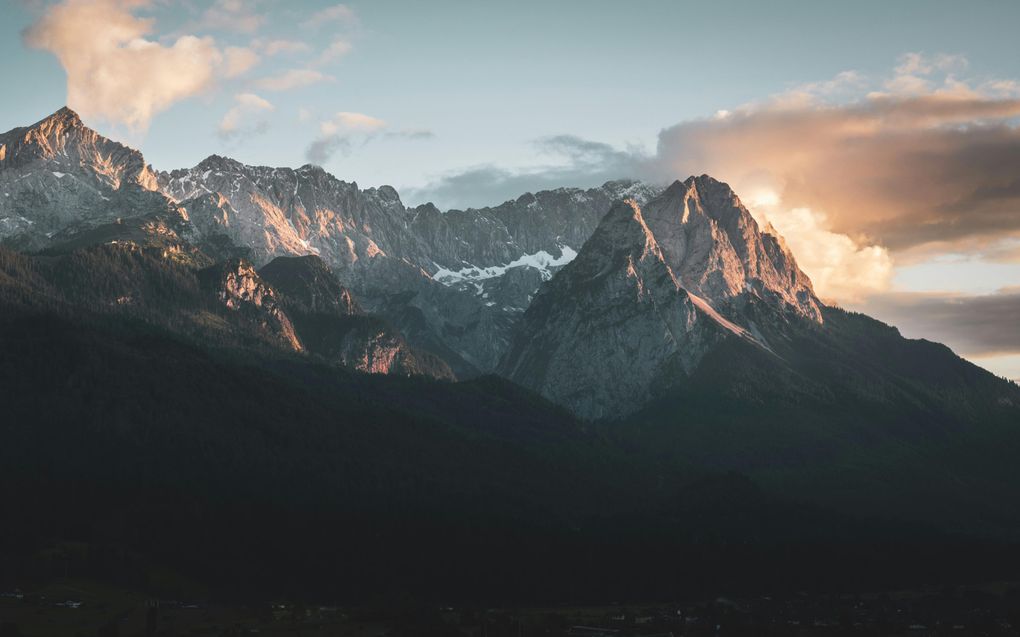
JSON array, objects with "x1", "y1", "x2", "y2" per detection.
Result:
[{"x1": 3, "y1": 0, "x2": 1019, "y2": 192}]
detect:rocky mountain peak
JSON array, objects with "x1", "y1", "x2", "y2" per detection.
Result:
[
  {"x1": 196, "y1": 154, "x2": 242, "y2": 172},
  {"x1": 372, "y1": 184, "x2": 401, "y2": 203},
  {"x1": 35, "y1": 105, "x2": 84, "y2": 132},
  {"x1": 0, "y1": 105, "x2": 158, "y2": 191},
  {"x1": 605, "y1": 198, "x2": 671, "y2": 265},
  {"x1": 498, "y1": 175, "x2": 827, "y2": 417},
  {"x1": 2, "y1": 107, "x2": 86, "y2": 147},
  {"x1": 1, "y1": 107, "x2": 167, "y2": 247},
  {"x1": 636, "y1": 175, "x2": 822, "y2": 321},
  {"x1": 296, "y1": 163, "x2": 329, "y2": 179},
  {"x1": 498, "y1": 194, "x2": 745, "y2": 418}
]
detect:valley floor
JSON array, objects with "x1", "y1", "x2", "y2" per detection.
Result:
[{"x1": 3, "y1": 579, "x2": 1020, "y2": 637}]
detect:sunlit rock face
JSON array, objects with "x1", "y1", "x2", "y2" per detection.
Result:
[
  {"x1": 199, "y1": 258, "x2": 304, "y2": 353},
  {"x1": 160, "y1": 156, "x2": 405, "y2": 276},
  {"x1": 1, "y1": 108, "x2": 825, "y2": 390},
  {"x1": 303, "y1": 315, "x2": 456, "y2": 380},
  {"x1": 0, "y1": 109, "x2": 629, "y2": 374},
  {"x1": 0, "y1": 107, "x2": 158, "y2": 189},
  {"x1": 639, "y1": 176, "x2": 822, "y2": 322},
  {"x1": 159, "y1": 152, "x2": 662, "y2": 374},
  {"x1": 500, "y1": 200, "x2": 729, "y2": 419},
  {"x1": 0, "y1": 107, "x2": 161, "y2": 247},
  {"x1": 499, "y1": 179, "x2": 825, "y2": 419},
  {"x1": 257, "y1": 254, "x2": 455, "y2": 381}
]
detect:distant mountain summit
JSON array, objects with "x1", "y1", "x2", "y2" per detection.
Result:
[
  {"x1": 499, "y1": 177, "x2": 1018, "y2": 419},
  {"x1": 499, "y1": 178, "x2": 823, "y2": 418},
  {"x1": 0, "y1": 107, "x2": 162, "y2": 248},
  {"x1": 0, "y1": 107, "x2": 157, "y2": 189},
  {"x1": 639, "y1": 176, "x2": 820, "y2": 320},
  {"x1": 499, "y1": 197, "x2": 746, "y2": 418}
]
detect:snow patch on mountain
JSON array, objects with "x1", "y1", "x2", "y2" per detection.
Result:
[{"x1": 433, "y1": 245, "x2": 578, "y2": 285}]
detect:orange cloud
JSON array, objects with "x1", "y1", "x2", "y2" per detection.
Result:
[
  {"x1": 650, "y1": 62, "x2": 1020, "y2": 261},
  {"x1": 23, "y1": 0, "x2": 262, "y2": 131}
]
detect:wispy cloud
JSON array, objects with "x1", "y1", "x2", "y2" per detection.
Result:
[
  {"x1": 301, "y1": 3, "x2": 358, "y2": 29},
  {"x1": 405, "y1": 134, "x2": 648, "y2": 211},
  {"x1": 223, "y1": 46, "x2": 260, "y2": 77},
  {"x1": 261, "y1": 39, "x2": 311, "y2": 56},
  {"x1": 255, "y1": 69, "x2": 333, "y2": 91},
  {"x1": 199, "y1": 0, "x2": 265, "y2": 33},
  {"x1": 218, "y1": 92, "x2": 274, "y2": 139},
  {"x1": 319, "y1": 111, "x2": 385, "y2": 136},
  {"x1": 317, "y1": 39, "x2": 352, "y2": 65},
  {"x1": 307, "y1": 111, "x2": 386, "y2": 164},
  {"x1": 305, "y1": 112, "x2": 432, "y2": 164}
]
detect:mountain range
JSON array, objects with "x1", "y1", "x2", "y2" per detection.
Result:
[{"x1": 2, "y1": 107, "x2": 1020, "y2": 601}]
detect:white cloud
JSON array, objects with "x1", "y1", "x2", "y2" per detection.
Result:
[
  {"x1": 319, "y1": 111, "x2": 385, "y2": 136},
  {"x1": 307, "y1": 111, "x2": 387, "y2": 164},
  {"x1": 223, "y1": 46, "x2": 259, "y2": 77},
  {"x1": 254, "y1": 69, "x2": 333, "y2": 91},
  {"x1": 318, "y1": 39, "x2": 352, "y2": 65},
  {"x1": 881, "y1": 52, "x2": 969, "y2": 96},
  {"x1": 263, "y1": 39, "x2": 311, "y2": 56},
  {"x1": 780, "y1": 70, "x2": 867, "y2": 106},
  {"x1": 218, "y1": 92, "x2": 274, "y2": 138},
  {"x1": 302, "y1": 4, "x2": 357, "y2": 28},
  {"x1": 23, "y1": 0, "x2": 224, "y2": 132},
  {"x1": 199, "y1": 0, "x2": 264, "y2": 33}
]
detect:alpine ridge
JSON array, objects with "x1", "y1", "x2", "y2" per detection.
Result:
[
  {"x1": 1, "y1": 106, "x2": 1017, "y2": 424},
  {"x1": 498, "y1": 176, "x2": 1019, "y2": 421},
  {"x1": 0, "y1": 107, "x2": 661, "y2": 376},
  {"x1": 498, "y1": 178, "x2": 825, "y2": 418},
  {"x1": 498, "y1": 198, "x2": 743, "y2": 418},
  {"x1": 639, "y1": 175, "x2": 821, "y2": 321},
  {"x1": 0, "y1": 108, "x2": 161, "y2": 248},
  {"x1": 3, "y1": 106, "x2": 1020, "y2": 603}
]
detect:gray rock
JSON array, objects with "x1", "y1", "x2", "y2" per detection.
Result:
[
  {"x1": 499, "y1": 179, "x2": 823, "y2": 419},
  {"x1": 0, "y1": 107, "x2": 160, "y2": 247}
]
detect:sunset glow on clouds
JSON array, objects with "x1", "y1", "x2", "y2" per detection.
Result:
[
  {"x1": 632, "y1": 56, "x2": 1020, "y2": 303},
  {"x1": 650, "y1": 68, "x2": 1020, "y2": 262},
  {"x1": 635, "y1": 56, "x2": 1020, "y2": 365},
  {"x1": 746, "y1": 203, "x2": 894, "y2": 303}
]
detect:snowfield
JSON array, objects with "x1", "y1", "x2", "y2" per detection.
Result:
[{"x1": 433, "y1": 245, "x2": 578, "y2": 285}]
